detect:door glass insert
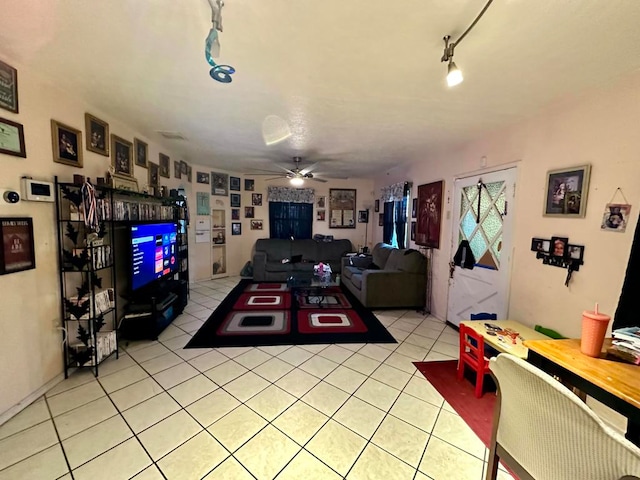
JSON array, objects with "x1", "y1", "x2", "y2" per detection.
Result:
[{"x1": 457, "y1": 180, "x2": 506, "y2": 270}]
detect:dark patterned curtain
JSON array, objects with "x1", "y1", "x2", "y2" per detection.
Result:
[
  {"x1": 394, "y1": 197, "x2": 408, "y2": 248},
  {"x1": 269, "y1": 202, "x2": 313, "y2": 239},
  {"x1": 383, "y1": 202, "x2": 394, "y2": 244}
]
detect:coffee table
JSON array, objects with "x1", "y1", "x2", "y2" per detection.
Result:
[{"x1": 287, "y1": 272, "x2": 339, "y2": 308}]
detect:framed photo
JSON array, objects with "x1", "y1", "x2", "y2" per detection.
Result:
[
  {"x1": 110, "y1": 134, "x2": 133, "y2": 177},
  {"x1": 416, "y1": 180, "x2": 444, "y2": 249},
  {"x1": 544, "y1": 165, "x2": 591, "y2": 217},
  {"x1": 244, "y1": 179, "x2": 255, "y2": 191},
  {"x1": 230, "y1": 176, "x2": 241, "y2": 191},
  {"x1": 0, "y1": 60, "x2": 18, "y2": 113},
  {"x1": 0, "y1": 117, "x2": 26, "y2": 158},
  {"x1": 110, "y1": 173, "x2": 138, "y2": 192},
  {"x1": 252, "y1": 193, "x2": 263, "y2": 206},
  {"x1": 174, "y1": 160, "x2": 181, "y2": 179},
  {"x1": 530, "y1": 237, "x2": 547, "y2": 253},
  {"x1": 187, "y1": 165, "x2": 192, "y2": 183},
  {"x1": 601, "y1": 203, "x2": 631, "y2": 233},
  {"x1": 148, "y1": 162, "x2": 160, "y2": 189},
  {"x1": 51, "y1": 120, "x2": 83, "y2": 168},
  {"x1": 134, "y1": 138, "x2": 147, "y2": 168},
  {"x1": 244, "y1": 206, "x2": 254, "y2": 218},
  {"x1": 316, "y1": 210, "x2": 326, "y2": 221},
  {"x1": 374, "y1": 199, "x2": 380, "y2": 212},
  {"x1": 250, "y1": 219, "x2": 264, "y2": 230},
  {"x1": 411, "y1": 221, "x2": 416, "y2": 241},
  {"x1": 378, "y1": 213, "x2": 384, "y2": 226},
  {"x1": 159, "y1": 153, "x2": 170, "y2": 178},
  {"x1": 0, "y1": 218, "x2": 35, "y2": 275},
  {"x1": 196, "y1": 171, "x2": 210, "y2": 184},
  {"x1": 231, "y1": 209, "x2": 240, "y2": 220},
  {"x1": 358, "y1": 210, "x2": 369, "y2": 223},
  {"x1": 230, "y1": 193, "x2": 241, "y2": 207},
  {"x1": 412, "y1": 198, "x2": 417, "y2": 218},
  {"x1": 211, "y1": 172, "x2": 229, "y2": 196},
  {"x1": 329, "y1": 188, "x2": 356, "y2": 228},
  {"x1": 232, "y1": 222, "x2": 242, "y2": 235},
  {"x1": 196, "y1": 192, "x2": 210, "y2": 215},
  {"x1": 550, "y1": 236, "x2": 569, "y2": 258},
  {"x1": 181, "y1": 161, "x2": 188, "y2": 175},
  {"x1": 567, "y1": 244, "x2": 584, "y2": 261},
  {"x1": 316, "y1": 196, "x2": 326, "y2": 209},
  {"x1": 85, "y1": 114, "x2": 109, "y2": 156}
]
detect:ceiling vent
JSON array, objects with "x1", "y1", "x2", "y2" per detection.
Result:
[{"x1": 157, "y1": 131, "x2": 187, "y2": 140}]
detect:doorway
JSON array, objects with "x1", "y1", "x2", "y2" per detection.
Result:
[{"x1": 446, "y1": 167, "x2": 517, "y2": 326}]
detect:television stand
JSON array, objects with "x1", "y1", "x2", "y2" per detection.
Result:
[{"x1": 120, "y1": 282, "x2": 186, "y2": 340}]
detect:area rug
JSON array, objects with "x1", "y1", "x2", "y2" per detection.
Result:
[
  {"x1": 413, "y1": 360, "x2": 496, "y2": 447},
  {"x1": 186, "y1": 279, "x2": 397, "y2": 348}
]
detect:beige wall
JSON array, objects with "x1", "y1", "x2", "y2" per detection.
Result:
[
  {"x1": 374, "y1": 73, "x2": 640, "y2": 338},
  {"x1": 0, "y1": 62, "x2": 193, "y2": 420}
]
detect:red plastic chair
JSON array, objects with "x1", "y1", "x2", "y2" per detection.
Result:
[{"x1": 457, "y1": 324, "x2": 492, "y2": 398}]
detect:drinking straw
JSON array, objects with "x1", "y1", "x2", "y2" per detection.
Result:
[{"x1": 595, "y1": 302, "x2": 599, "y2": 315}]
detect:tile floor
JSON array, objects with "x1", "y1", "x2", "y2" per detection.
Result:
[{"x1": 0, "y1": 277, "x2": 515, "y2": 480}]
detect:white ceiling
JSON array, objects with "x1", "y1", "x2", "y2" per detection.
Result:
[{"x1": 2, "y1": 1, "x2": 640, "y2": 179}]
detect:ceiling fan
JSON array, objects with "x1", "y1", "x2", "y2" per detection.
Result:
[{"x1": 251, "y1": 157, "x2": 329, "y2": 185}]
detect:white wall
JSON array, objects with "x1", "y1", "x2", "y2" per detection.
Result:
[
  {"x1": 374, "y1": 73, "x2": 640, "y2": 338},
  {"x1": 0, "y1": 61, "x2": 193, "y2": 420}
]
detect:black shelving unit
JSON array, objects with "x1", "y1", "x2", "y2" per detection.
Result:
[{"x1": 55, "y1": 177, "x2": 119, "y2": 378}]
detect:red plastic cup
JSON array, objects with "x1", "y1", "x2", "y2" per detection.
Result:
[{"x1": 580, "y1": 310, "x2": 611, "y2": 357}]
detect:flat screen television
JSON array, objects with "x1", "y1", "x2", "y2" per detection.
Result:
[{"x1": 130, "y1": 222, "x2": 179, "y2": 291}]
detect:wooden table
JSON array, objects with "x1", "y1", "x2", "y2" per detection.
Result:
[
  {"x1": 460, "y1": 320, "x2": 550, "y2": 359},
  {"x1": 525, "y1": 338, "x2": 640, "y2": 446}
]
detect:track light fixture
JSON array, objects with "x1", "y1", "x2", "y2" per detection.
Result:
[{"x1": 441, "y1": 0, "x2": 495, "y2": 87}]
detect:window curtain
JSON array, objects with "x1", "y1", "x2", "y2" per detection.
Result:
[
  {"x1": 269, "y1": 202, "x2": 313, "y2": 239},
  {"x1": 383, "y1": 201, "x2": 394, "y2": 244}
]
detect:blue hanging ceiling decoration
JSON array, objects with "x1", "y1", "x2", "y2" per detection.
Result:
[{"x1": 205, "y1": 0, "x2": 235, "y2": 83}]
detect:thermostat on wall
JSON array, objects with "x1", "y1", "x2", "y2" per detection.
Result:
[{"x1": 21, "y1": 178, "x2": 55, "y2": 202}]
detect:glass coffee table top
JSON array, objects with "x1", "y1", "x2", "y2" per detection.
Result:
[{"x1": 287, "y1": 271, "x2": 337, "y2": 288}]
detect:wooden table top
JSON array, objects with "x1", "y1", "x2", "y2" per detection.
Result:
[
  {"x1": 524, "y1": 338, "x2": 640, "y2": 410},
  {"x1": 460, "y1": 320, "x2": 550, "y2": 359}
]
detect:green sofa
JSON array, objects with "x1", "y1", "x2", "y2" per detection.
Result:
[{"x1": 340, "y1": 243, "x2": 427, "y2": 308}]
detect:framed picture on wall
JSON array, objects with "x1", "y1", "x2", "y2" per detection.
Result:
[
  {"x1": 0, "y1": 117, "x2": 26, "y2": 158},
  {"x1": 329, "y1": 188, "x2": 356, "y2": 228},
  {"x1": 374, "y1": 199, "x2": 380, "y2": 212},
  {"x1": 0, "y1": 60, "x2": 18, "y2": 113},
  {"x1": 316, "y1": 196, "x2": 326, "y2": 209},
  {"x1": 252, "y1": 193, "x2": 263, "y2": 206},
  {"x1": 148, "y1": 162, "x2": 160, "y2": 189},
  {"x1": 230, "y1": 176, "x2": 241, "y2": 191},
  {"x1": 412, "y1": 198, "x2": 417, "y2": 218},
  {"x1": 51, "y1": 120, "x2": 83, "y2": 168},
  {"x1": 197, "y1": 171, "x2": 209, "y2": 184},
  {"x1": 232, "y1": 223, "x2": 242, "y2": 235},
  {"x1": 231, "y1": 209, "x2": 240, "y2": 220},
  {"x1": 415, "y1": 180, "x2": 444, "y2": 249},
  {"x1": 85, "y1": 114, "x2": 109, "y2": 156},
  {"x1": 230, "y1": 193, "x2": 241, "y2": 207},
  {"x1": 0, "y1": 217, "x2": 35, "y2": 275},
  {"x1": 244, "y1": 179, "x2": 255, "y2": 191},
  {"x1": 134, "y1": 138, "x2": 147, "y2": 167},
  {"x1": 244, "y1": 206, "x2": 254, "y2": 218},
  {"x1": 110, "y1": 134, "x2": 133, "y2": 177},
  {"x1": 358, "y1": 210, "x2": 369, "y2": 223},
  {"x1": 316, "y1": 210, "x2": 326, "y2": 221},
  {"x1": 159, "y1": 153, "x2": 170, "y2": 178},
  {"x1": 378, "y1": 213, "x2": 383, "y2": 226},
  {"x1": 543, "y1": 165, "x2": 591, "y2": 217},
  {"x1": 250, "y1": 219, "x2": 264, "y2": 230},
  {"x1": 411, "y1": 221, "x2": 416, "y2": 241},
  {"x1": 174, "y1": 161, "x2": 182, "y2": 179},
  {"x1": 211, "y1": 172, "x2": 229, "y2": 196}
]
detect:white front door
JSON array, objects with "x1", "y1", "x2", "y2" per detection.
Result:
[{"x1": 446, "y1": 167, "x2": 517, "y2": 326}]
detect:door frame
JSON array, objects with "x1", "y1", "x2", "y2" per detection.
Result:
[{"x1": 446, "y1": 164, "x2": 519, "y2": 324}]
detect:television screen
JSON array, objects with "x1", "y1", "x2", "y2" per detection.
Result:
[{"x1": 130, "y1": 222, "x2": 178, "y2": 291}]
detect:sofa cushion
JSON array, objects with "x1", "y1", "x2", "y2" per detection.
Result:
[
  {"x1": 371, "y1": 243, "x2": 394, "y2": 269},
  {"x1": 256, "y1": 239, "x2": 293, "y2": 262},
  {"x1": 350, "y1": 273, "x2": 363, "y2": 290},
  {"x1": 290, "y1": 239, "x2": 318, "y2": 262},
  {"x1": 343, "y1": 265, "x2": 363, "y2": 280},
  {"x1": 317, "y1": 239, "x2": 353, "y2": 263},
  {"x1": 265, "y1": 262, "x2": 293, "y2": 273},
  {"x1": 385, "y1": 249, "x2": 426, "y2": 273}
]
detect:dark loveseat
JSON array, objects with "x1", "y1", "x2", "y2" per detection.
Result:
[
  {"x1": 341, "y1": 242, "x2": 427, "y2": 308},
  {"x1": 253, "y1": 238, "x2": 353, "y2": 282}
]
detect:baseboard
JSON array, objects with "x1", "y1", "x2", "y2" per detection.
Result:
[
  {"x1": 446, "y1": 320, "x2": 459, "y2": 331},
  {"x1": 0, "y1": 372, "x2": 65, "y2": 426}
]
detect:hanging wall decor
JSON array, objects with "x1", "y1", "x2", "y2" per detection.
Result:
[
  {"x1": 416, "y1": 180, "x2": 444, "y2": 249},
  {"x1": 52, "y1": 120, "x2": 83, "y2": 168},
  {"x1": 205, "y1": 0, "x2": 236, "y2": 83},
  {"x1": 110, "y1": 134, "x2": 132, "y2": 177},
  {"x1": 196, "y1": 171, "x2": 209, "y2": 184},
  {"x1": 211, "y1": 172, "x2": 229, "y2": 196},
  {"x1": 543, "y1": 164, "x2": 591, "y2": 217},
  {"x1": 196, "y1": 192, "x2": 210, "y2": 215},
  {"x1": 601, "y1": 188, "x2": 631, "y2": 233},
  {"x1": 134, "y1": 138, "x2": 147, "y2": 168},
  {"x1": 159, "y1": 153, "x2": 170, "y2": 178},
  {"x1": 329, "y1": 188, "x2": 356, "y2": 228},
  {"x1": 85, "y1": 114, "x2": 109, "y2": 156},
  {"x1": 230, "y1": 176, "x2": 240, "y2": 191},
  {"x1": 0, "y1": 217, "x2": 35, "y2": 275},
  {"x1": 0, "y1": 59, "x2": 18, "y2": 113},
  {"x1": 0, "y1": 117, "x2": 26, "y2": 158}
]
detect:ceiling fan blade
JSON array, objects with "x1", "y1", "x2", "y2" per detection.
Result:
[
  {"x1": 265, "y1": 176, "x2": 285, "y2": 181},
  {"x1": 250, "y1": 172, "x2": 284, "y2": 176},
  {"x1": 299, "y1": 162, "x2": 320, "y2": 175},
  {"x1": 310, "y1": 177, "x2": 328, "y2": 183}
]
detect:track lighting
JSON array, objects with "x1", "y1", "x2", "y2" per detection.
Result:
[{"x1": 441, "y1": 0, "x2": 494, "y2": 87}]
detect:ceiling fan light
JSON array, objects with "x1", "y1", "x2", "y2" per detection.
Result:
[
  {"x1": 447, "y1": 61, "x2": 463, "y2": 87},
  {"x1": 290, "y1": 177, "x2": 304, "y2": 186}
]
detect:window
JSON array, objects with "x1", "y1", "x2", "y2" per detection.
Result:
[
  {"x1": 382, "y1": 183, "x2": 410, "y2": 248},
  {"x1": 269, "y1": 202, "x2": 313, "y2": 239}
]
